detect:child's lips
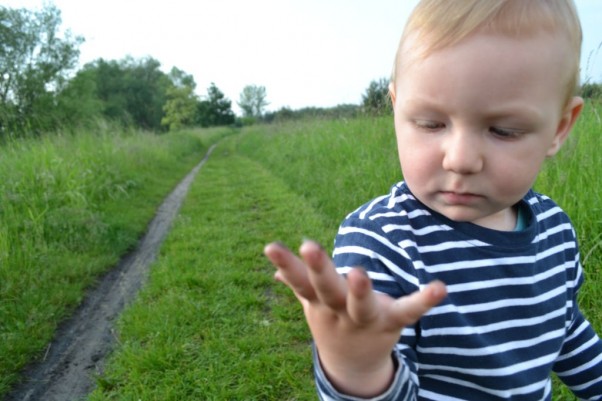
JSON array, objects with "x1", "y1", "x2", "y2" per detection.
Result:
[{"x1": 439, "y1": 191, "x2": 483, "y2": 205}]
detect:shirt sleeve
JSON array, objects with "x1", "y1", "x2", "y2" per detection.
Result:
[
  {"x1": 313, "y1": 345, "x2": 418, "y2": 401},
  {"x1": 312, "y1": 215, "x2": 421, "y2": 401},
  {"x1": 553, "y1": 260, "x2": 602, "y2": 398}
]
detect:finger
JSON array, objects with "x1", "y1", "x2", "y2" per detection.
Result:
[
  {"x1": 346, "y1": 267, "x2": 380, "y2": 326},
  {"x1": 264, "y1": 242, "x2": 317, "y2": 301},
  {"x1": 299, "y1": 240, "x2": 348, "y2": 310},
  {"x1": 386, "y1": 281, "x2": 447, "y2": 329}
]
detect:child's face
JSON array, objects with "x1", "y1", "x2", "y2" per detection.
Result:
[{"x1": 391, "y1": 31, "x2": 581, "y2": 230}]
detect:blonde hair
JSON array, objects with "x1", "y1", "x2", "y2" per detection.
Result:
[{"x1": 392, "y1": 0, "x2": 582, "y2": 106}]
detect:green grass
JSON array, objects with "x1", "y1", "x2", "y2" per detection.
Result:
[
  {"x1": 231, "y1": 117, "x2": 401, "y2": 235},
  {"x1": 535, "y1": 101, "x2": 602, "y2": 328},
  {"x1": 0, "y1": 126, "x2": 233, "y2": 396},
  {"x1": 4, "y1": 103, "x2": 600, "y2": 399},
  {"x1": 88, "y1": 140, "x2": 327, "y2": 400},
  {"x1": 537, "y1": 101, "x2": 602, "y2": 400}
]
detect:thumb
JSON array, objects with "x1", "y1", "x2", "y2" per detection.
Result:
[{"x1": 386, "y1": 281, "x2": 447, "y2": 329}]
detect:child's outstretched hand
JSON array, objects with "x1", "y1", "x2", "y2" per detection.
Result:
[{"x1": 264, "y1": 240, "x2": 447, "y2": 398}]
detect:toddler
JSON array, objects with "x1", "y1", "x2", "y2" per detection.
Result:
[{"x1": 265, "y1": 0, "x2": 602, "y2": 399}]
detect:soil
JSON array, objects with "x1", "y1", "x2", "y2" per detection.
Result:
[{"x1": 4, "y1": 145, "x2": 216, "y2": 401}]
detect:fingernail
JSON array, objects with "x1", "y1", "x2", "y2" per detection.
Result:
[{"x1": 302, "y1": 237, "x2": 325, "y2": 251}]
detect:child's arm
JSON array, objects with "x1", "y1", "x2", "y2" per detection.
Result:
[
  {"x1": 554, "y1": 307, "x2": 602, "y2": 397},
  {"x1": 264, "y1": 240, "x2": 447, "y2": 398}
]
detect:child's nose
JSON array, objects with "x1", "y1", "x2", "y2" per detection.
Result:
[{"x1": 441, "y1": 131, "x2": 484, "y2": 174}]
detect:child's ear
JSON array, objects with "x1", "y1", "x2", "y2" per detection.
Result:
[
  {"x1": 389, "y1": 83, "x2": 396, "y2": 107},
  {"x1": 547, "y1": 96, "x2": 584, "y2": 157}
]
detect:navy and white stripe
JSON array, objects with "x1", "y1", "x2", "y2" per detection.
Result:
[{"x1": 315, "y1": 181, "x2": 602, "y2": 400}]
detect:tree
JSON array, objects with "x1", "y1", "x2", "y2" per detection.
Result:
[
  {"x1": 161, "y1": 67, "x2": 198, "y2": 131},
  {"x1": 82, "y1": 57, "x2": 171, "y2": 131},
  {"x1": 196, "y1": 83, "x2": 235, "y2": 127},
  {"x1": 237, "y1": 85, "x2": 269, "y2": 118},
  {"x1": 0, "y1": 4, "x2": 83, "y2": 135},
  {"x1": 362, "y1": 78, "x2": 391, "y2": 115},
  {"x1": 54, "y1": 67, "x2": 102, "y2": 128},
  {"x1": 162, "y1": 85, "x2": 198, "y2": 131},
  {"x1": 167, "y1": 66, "x2": 196, "y2": 89},
  {"x1": 121, "y1": 57, "x2": 171, "y2": 130},
  {"x1": 84, "y1": 59, "x2": 130, "y2": 124}
]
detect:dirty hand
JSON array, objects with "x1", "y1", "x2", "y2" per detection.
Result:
[{"x1": 264, "y1": 240, "x2": 447, "y2": 398}]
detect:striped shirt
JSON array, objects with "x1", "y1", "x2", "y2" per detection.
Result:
[{"x1": 315, "y1": 182, "x2": 602, "y2": 400}]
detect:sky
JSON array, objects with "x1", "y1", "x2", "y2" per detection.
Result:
[{"x1": 5, "y1": 0, "x2": 602, "y2": 115}]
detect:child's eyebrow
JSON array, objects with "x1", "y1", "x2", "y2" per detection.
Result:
[
  {"x1": 482, "y1": 105, "x2": 544, "y2": 122},
  {"x1": 403, "y1": 96, "x2": 545, "y2": 122}
]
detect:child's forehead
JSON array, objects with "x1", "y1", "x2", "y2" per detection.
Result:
[
  {"x1": 395, "y1": 28, "x2": 572, "y2": 84},
  {"x1": 393, "y1": 31, "x2": 572, "y2": 115},
  {"x1": 413, "y1": 32, "x2": 560, "y2": 71},
  {"x1": 400, "y1": 27, "x2": 564, "y2": 63}
]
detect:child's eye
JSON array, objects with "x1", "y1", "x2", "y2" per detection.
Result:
[
  {"x1": 490, "y1": 126, "x2": 522, "y2": 139},
  {"x1": 414, "y1": 120, "x2": 444, "y2": 131}
]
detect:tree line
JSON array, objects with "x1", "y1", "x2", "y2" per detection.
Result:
[
  {"x1": 0, "y1": 4, "x2": 407, "y2": 139},
  {"x1": 0, "y1": 4, "x2": 274, "y2": 137},
  {"x1": 5, "y1": 4, "x2": 598, "y2": 139},
  {"x1": 0, "y1": 4, "x2": 396, "y2": 138}
]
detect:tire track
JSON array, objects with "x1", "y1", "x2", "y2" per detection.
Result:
[{"x1": 5, "y1": 144, "x2": 217, "y2": 401}]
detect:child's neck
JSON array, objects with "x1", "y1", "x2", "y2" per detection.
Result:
[{"x1": 472, "y1": 206, "x2": 518, "y2": 231}]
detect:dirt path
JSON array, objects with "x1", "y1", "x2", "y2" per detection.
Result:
[{"x1": 5, "y1": 145, "x2": 217, "y2": 401}]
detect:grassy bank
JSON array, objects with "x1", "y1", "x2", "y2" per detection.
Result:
[{"x1": 0, "y1": 126, "x2": 232, "y2": 396}]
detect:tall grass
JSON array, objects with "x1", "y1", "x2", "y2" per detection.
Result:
[
  {"x1": 234, "y1": 116, "x2": 401, "y2": 231},
  {"x1": 536, "y1": 103, "x2": 602, "y2": 401},
  {"x1": 535, "y1": 101, "x2": 602, "y2": 324},
  {"x1": 0, "y1": 126, "x2": 231, "y2": 396}
]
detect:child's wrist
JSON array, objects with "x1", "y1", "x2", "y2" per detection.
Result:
[{"x1": 315, "y1": 347, "x2": 397, "y2": 398}]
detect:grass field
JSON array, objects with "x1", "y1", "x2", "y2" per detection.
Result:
[
  {"x1": 0, "y1": 126, "x2": 233, "y2": 396},
  {"x1": 88, "y1": 143, "x2": 325, "y2": 400},
  {"x1": 2, "y1": 101, "x2": 601, "y2": 399}
]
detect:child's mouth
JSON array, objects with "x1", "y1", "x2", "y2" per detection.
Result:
[{"x1": 439, "y1": 191, "x2": 483, "y2": 205}]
